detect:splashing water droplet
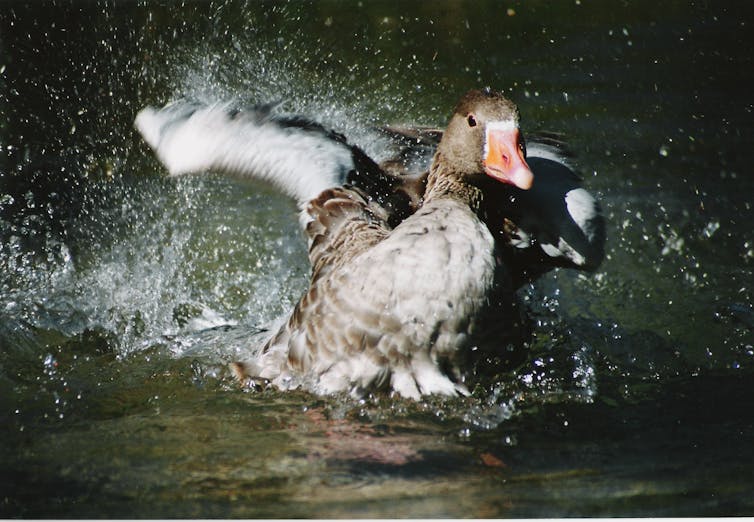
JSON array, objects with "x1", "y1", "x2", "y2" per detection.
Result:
[{"x1": 703, "y1": 220, "x2": 720, "y2": 239}]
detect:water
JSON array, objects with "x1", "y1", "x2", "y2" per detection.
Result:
[{"x1": 2, "y1": 0, "x2": 753, "y2": 517}]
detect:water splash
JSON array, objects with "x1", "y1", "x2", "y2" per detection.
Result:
[
  {"x1": 3, "y1": 1, "x2": 751, "y2": 440},
  {"x1": 1, "y1": 166, "x2": 308, "y2": 361}
]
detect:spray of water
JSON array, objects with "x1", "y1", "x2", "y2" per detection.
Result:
[{"x1": 0, "y1": 2, "x2": 655, "y2": 431}]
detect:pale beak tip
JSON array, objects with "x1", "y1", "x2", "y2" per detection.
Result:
[{"x1": 512, "y1": 167, "x2": 534, "y2": 190}]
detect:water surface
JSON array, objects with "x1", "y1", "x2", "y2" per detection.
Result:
[{"x1": 1, "y1": 0, "x2": 753, "y2": 517}]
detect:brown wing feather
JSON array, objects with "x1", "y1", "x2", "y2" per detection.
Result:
[{"x1": 304, "y1": 186, "x2": 390, "y2": 281}]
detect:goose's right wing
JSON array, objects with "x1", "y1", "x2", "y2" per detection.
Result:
[{"x1": 134, "y1": 101, "x2": 384, "y2": 211}]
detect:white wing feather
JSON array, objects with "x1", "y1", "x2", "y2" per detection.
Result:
[{"x1": 134, "y1": 102, "x2": 355, "y2": 210}]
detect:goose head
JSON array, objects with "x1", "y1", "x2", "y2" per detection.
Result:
[{"x1": 434, "y1": 89, "x2": 534, "y2": 191}]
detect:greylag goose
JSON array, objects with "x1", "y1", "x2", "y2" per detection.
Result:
[{"x1": 135, "y1": 88, "x2": 605, "y2": 399}]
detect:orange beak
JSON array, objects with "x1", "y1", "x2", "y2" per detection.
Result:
[{"x1": 483, "y1": 126, "x2": 534, "y2": 190}]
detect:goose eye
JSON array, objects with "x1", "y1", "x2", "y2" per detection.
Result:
[{"x1": 467, "y1": 114, "x2": 477, "y2": 127}]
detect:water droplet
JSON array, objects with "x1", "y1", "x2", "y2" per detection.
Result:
[{"x1": 702, "y1": 220, "x2": 720, "y2": 238}]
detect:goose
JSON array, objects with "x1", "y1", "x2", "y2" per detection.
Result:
[{"x1": 135, "y1": 88, "x2": 605, "y2": 399}]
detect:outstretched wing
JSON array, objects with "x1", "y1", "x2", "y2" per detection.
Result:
[
  {"x1": 134, "y1": 101, "x2": 383, "y2": 211},
  {"x1": 135, "y1": 100, "x2": 423, "y2": 231}
]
